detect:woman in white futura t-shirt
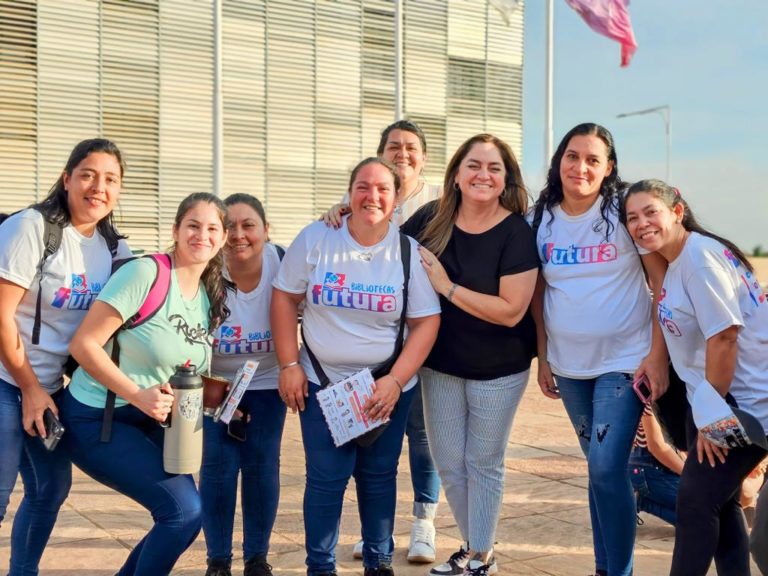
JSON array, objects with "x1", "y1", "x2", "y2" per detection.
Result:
[
  {"x1": 0, "y1": 138, "x2": 130, "y2": 575},
  {"x1": 530, "y1": 123, "x2": 668, "y2": 576},
  {"x1": 272, "y1": 157, "x2": 440, "y2": 576},
  {"x1": 624, "y1": 179, "x2": 768, "y2": 576}
]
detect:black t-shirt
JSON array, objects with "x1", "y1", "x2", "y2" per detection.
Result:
[{"x1": 402, "y1": 201, "x2": 539, "y2": 380}]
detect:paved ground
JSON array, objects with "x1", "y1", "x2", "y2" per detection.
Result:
[{"x1": 1, "y1": 363, "x2": 755, "y2": 575}]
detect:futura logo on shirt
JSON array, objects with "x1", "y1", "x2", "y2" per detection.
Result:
[
  {"x1": 51, "y1": 273, "x2": 103, "y2": 311},
  {"x1": 541, "y1": 243, "x2": 617, "y2": 265},
  {"x1": 214, "y1": 324, "x2": 274, "y2": 354},
  {"x1": 311, "y1": 272, "x2": 397, "y2": 312}
]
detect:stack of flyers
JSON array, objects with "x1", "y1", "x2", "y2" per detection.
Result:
[
  {"x1": 213, "y1": 360, "x2": 259, "y2": 424},
  {"x1": 316, "y1": 368, "x2": 385, "y2": 447}
]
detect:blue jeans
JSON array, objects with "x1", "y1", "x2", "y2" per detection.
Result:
[
  {"x1": 405, "y1": 381, "x2": 440, "y2": 517},
  {"x1": 628, "y1": 447, "x2": 679, "y2": 525},
  {"x1": 59, "y1": 388, "x2": 202, "y2": 576},
  {"x1": 200, "y1": 389, "x2": 287, "y2": 564},
  {"x1": 0, "y1": 379, "x2": 71, "y2": 576},
  {"x1": 556, "y1": 372, "x2": 643, "y2": 576},
  {"x1": 300, "y1": 382, "x2": 414, "y2": 575}
]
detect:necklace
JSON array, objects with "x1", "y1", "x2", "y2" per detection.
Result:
[
  {"x1": 347, "y1": 219, "x2": 388, "y2": 262},
  {"x1": 393, "y1": 179, "x2": 425, "y2": 218}
]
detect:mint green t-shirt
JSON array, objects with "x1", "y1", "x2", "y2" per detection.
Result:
[{"x1": 68, "y1": 257, "x2": 212, "y2": 409}]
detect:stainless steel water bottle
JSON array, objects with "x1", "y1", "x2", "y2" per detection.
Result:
[{"x1": 163, "y1": 364, "x2": 204, "y2": 474}]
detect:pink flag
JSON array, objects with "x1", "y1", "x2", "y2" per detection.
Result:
[{"x1": 565, "y1": 0, "x2": 638, "y2": 66}]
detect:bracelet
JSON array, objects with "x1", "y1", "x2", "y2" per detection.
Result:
[
  {"x1": 390, "y1": 374, "x2": 404, "y2": 391},
  {"x1": 280, "y1": 361, "x2": 300, "y2": 371},
  {"x1": 446, "y1": 283, "x2": 458, "y2": 302}
]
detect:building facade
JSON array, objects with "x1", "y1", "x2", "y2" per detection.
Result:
[{"x1": 0, "y1": 0, "x2": 524, "y2": 248}]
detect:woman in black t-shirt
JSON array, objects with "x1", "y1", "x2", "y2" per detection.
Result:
[{"x1": 401, "y1": 134, "x2": 538, "y2": 576}]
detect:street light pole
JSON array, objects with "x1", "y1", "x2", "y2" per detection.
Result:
[{"x1": 616, "y1": 105, "x2": 671, "y2": 182}]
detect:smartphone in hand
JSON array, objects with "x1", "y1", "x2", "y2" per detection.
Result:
[
  {"x1": 633, "y1": 374, "x2": 653, "y2": 405},
  {"x1": 38, "y1": 408, "x2": 65, "y2": 451}
]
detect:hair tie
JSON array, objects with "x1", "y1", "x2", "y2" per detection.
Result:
[{"x1": 673, "y1": 187, "x2": 681, "y2": 197}]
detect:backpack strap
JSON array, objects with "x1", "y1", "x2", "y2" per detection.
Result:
[
  {"x1": 122, "y1": 253, "x2": 172, "y2": 329},
  {"x1": 100, "y1": 253, "x2": 172, "y2": 442},
  {"x1": 100, "y1": 342, "x2": 120, "y2": 443},
  {"x1": 301, "y1": 232, "x2": 410, "y2": 388},
  {"x1": 273, "y1": 243, "x2": 286, "y2": 261},
  {"x1": 32, "y1": 217, "x2": 63, "y2": 345}
]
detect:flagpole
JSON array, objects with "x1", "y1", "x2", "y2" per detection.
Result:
[
  {"x1": 544, "y1": 0, "x2": 554, "y2": 173},
  {"x1": 394, "y1": 0, "x2": 404, "y2": 121},
  {"x1": 213, "y1": 0, "x2": 223, "y2": 197}
]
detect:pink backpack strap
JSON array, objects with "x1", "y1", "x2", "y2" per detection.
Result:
[{"x1": 124, "y1": 253, "x2": 172, "y2": 329}]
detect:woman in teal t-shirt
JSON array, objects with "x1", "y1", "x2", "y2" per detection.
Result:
[{"x1": 60, "y1": 193, "x2": 229, "y2": 576}]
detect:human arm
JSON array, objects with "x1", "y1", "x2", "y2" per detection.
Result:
[
  {"x1": 530, "y1": 274, "x2": 559, "y2": 399},
  {"x1": 0, "y1": 279, "x2": 57, "y2": 436},
  {"x1": 417, "y1": 245, "x2": 537, "y2": 328},
  {"x1": 69, "y1": 301, "x2": 173, "y2": 421},
  {"x1": 643, "y1": 409, "x2": 685, "y2": 474},
  {"x1": 364, "y1": 314, "x2": 440, "y2": 422},
  {"x1": 693, "y1": 323, "x2": 739, "y2": 467},
  {"x1": 270, "y1": 288, "x2": 308, "y2": 413},
  {"x1": 636, "y1": 252, "x2": 669, "y2": 401}
]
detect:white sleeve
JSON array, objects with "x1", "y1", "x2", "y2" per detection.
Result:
[
  {"x1": 685, "y1": 264, "x2": 744, "y2": 340},
  {"x1": 272, "y1": 225, "x2": 313, "y2": 295},
  {"x1": 0, "y1": 210, "x2": 45, "y2": 289},
  {"x1": 405, "y1": 238, "x2": 441, "y2": 319},
  {"x1": 114, "y1": 238, "x2": 133, "y2": 259}
]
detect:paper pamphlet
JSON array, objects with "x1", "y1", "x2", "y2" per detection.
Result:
[
  {"x1": 213, "y1": 360, "x2": 259, "y2": 424},
  {"x1": 316, "y1": 367, "x2": 386, "y2": 447}
]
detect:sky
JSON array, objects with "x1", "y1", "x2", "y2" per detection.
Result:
[{"x1": 521, "y1": 1, "x2": 768, "y2": 252}]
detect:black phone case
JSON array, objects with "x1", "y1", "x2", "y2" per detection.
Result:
[{"x1": 41, "y1": 408, "x2": 65, "y2": 451}]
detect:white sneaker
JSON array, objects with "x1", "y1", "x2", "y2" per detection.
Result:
[
  {"x1": 353, "y1": 536, "x2": 396, "y2": 560},
  {"x1": 466, "y1": 555, "x2": 498, "y2": 575},
  {"x1": 407, "y1": 518, "x2": 436, "y2": 563}
]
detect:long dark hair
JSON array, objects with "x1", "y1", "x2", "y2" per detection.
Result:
[
  {"x1": 421, "y1": 133, "x2": 527, "y2": 256},
  {"x1": 622, "y1": 179, "x2": 753, "y2": 273},
  {"x1": 172, "y1": 193, "x2": 233, "y2": 330},
  {"x1": 533, "y1": 123, "x2": 624, "y2": 240},
  {"x1": 32, "y1": 138, "x2": 127, "y2": 248}
]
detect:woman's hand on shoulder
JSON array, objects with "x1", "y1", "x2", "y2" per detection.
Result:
[
  {"x1": 128, "y1": 382, "x2": 174, "y2": 422},
  {"x1": 279, "y1": 364, "x2": 308, "y2": 413},
  {"x1": 536, "y1": 359, "x2": 560, "y2": 399},
  {"x1": 417, "y1": 246, "x2": 452, "y2": 295},
  {"x1": 363, "y1": 374, "x2": 401, "y2": 422},
  {"x1": 320, "y1": 203, "x2": 350, "y2": 229},
  {"x1": 21, "y1": 383, "x2": 57, "y2": 437}
]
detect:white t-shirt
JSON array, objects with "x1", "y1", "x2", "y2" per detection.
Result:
[
  {"x1": 533, "y1": 199, "x2": 652, "y2": 378},
  {"x1": 210, "y1": 244, "x2": 281, "y2": 390},
  {"x1": 342, "y1": 182, "x2": 441, "y2": 227},
  {"x1": 659, "y1": 233, "x2": 768, "y2": 433},
  {"x1": 0, "y1": 209, "x2": 131, "y2": 391},
  {"x1": 273, "y1": 217, "x2": 440, "y2": 390}
]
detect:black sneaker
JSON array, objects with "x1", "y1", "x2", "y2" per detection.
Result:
[
  {"x1": 205, "y1": 558, "x2": 232, "y2": 576},
  {"x1": 245, "y1": 555, "x2": 273, "y2": 576},
  {"x1": 364, "y1": 564, "x2": 395, "y2": 576},
  {"x1": 428, "y1": 546, "x2": 469, "y2": 575}
]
